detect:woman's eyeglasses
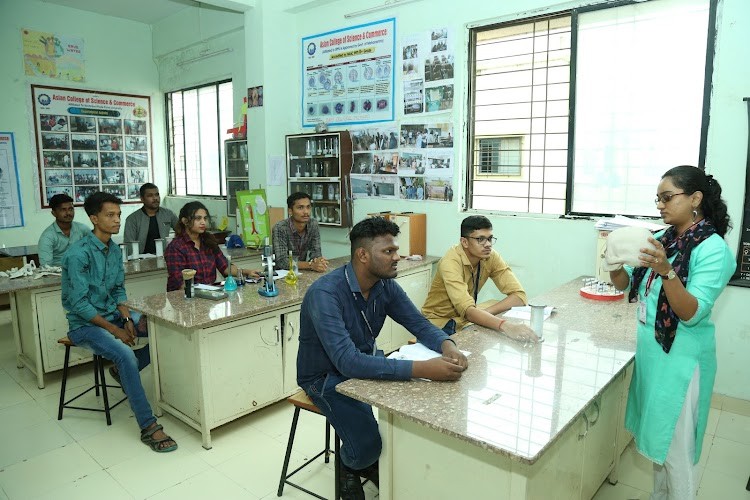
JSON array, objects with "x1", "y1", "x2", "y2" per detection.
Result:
[
  {"x1": 467, "y1": 236, "x2": 497, "y2": 245},
  {"x1": 654, "y1": 192, "x2": 687, "y2": 205}
]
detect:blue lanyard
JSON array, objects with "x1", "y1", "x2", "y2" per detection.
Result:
[{"x1": 344, "y1": 266, "x2": 377, "y2": 355}]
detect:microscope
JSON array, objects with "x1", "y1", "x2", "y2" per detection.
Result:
[{"x1": 258, "y1": 237, "x2": 279, "y2": 297}]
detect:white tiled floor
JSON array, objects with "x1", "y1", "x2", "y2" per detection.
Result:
[{"x1": 1, "y1": 308, "x2": 748, "y2": 499}]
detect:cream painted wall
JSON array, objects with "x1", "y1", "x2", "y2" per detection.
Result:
[
  {"x1": 0, "y1": 0, "x2": 746, "y2": 398},
  {"x1": 246, "y1": 0, "x2": 750, "y2": 399},
  {"x1": 151, "y1": 5, "x2": 246, "y2": 221},
  {"x1": 0, "y1": 0, "x2": 164, "y2": 246}
]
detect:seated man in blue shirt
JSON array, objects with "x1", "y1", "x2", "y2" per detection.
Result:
[
  {"x1": 297, "y1": 217, "x2": 468, "y2": 500},
  {"x1": 38, "y1": 193, "x2": 90, "y2": 266},
  {"x1": 62, "y1": 192, "x2": 177, "y2": 453}
]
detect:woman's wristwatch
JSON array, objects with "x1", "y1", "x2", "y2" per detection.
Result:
[
  {"x1": 123, "y1": 317, "x2": 132, "y2": 324},
  {"x1": 661, "y1": 269, "x2": 677, "y2": 280}
]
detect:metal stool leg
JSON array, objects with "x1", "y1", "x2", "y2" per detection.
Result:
[
  {"x1": 93, "y1": 356, "x2": 101, "y2": 396},
  {"x1": 325, "y1": 420, "x2": 332, "y2": 463},
  {"x1": 334, "y1": 434, "x2": 341, "y2": 500},
  {"x1": 57, "y1": 345, "x2": 71, "y2": 420},
  {"x1": 97, "y1": 356, "x2": 113, "y2": 426},
  {"x1": 278, "y1": 406, "x2": 302, "y2": 496}
]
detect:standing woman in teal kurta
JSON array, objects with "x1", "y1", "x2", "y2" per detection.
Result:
[{"x1": 610, "y1": 166, "x2": 735, "y2": 500}]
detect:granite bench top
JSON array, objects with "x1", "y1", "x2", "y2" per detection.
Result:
[
  {"x1": 337, "y1": 276, "x2": 637, "y2": 465},
  {"x1": 0, "y1": 247, "x2": 262, "y2": 294},
  {"x1": 124, "y1": 256, "x2": 439, "y2": 330}
]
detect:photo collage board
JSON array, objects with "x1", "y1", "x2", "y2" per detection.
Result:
[
  {"x1": 350, "y1": 121, "x2": 454, "y2": 203},
  {"x1": 31, "y1": 85, "x2": 153, "y2": 207},
  {"x1": 401, "y1": 27, "x2": 455, "y2": 116}
]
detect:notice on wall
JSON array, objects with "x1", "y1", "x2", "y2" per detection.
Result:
[
  {"x1": 22, "y1": 29, "x2": 85, "y2": 82},
  {"x1": 237, "y1": 189, "x2": 270, "y2": 249},
  {"x1": 302, "y1": 18, "x2": 395, "y2": 127},
  {"x1": 31, "y1": 85, "x2": 153, "y2": 207},
  {"x1": 400, "y1": 27, "x2": 455, "y2": 115},
  {"x1": 0, "y1": 132, "x2": 24, "y2": 229},
  {"x1": 349, "y1": 121, "x2": 455, "y2": 203}
]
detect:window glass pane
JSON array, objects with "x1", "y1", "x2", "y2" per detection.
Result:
[
  {"x1": 198, "y1": 86, "x2": 220, "y2": 196},
  {"x1": 469, "y1": 15, "x2": 571, "y2": 214},
  {"x1": 166, "y1": 80, "x2": 233, "y2": 197},
  {"x1": 571, "y1": 0, "x2": 709, "y2": 215}
]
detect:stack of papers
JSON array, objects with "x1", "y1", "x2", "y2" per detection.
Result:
[
  {"x1": 387, "y1": 342, "x2": 470, "y2": 361},
  {"x1": 595, "y1": 215, "x2": 666, "y2": 232},
  {"x1": 194, "y1": 284, "x2": 222, "y2": 291},
  {"x1": 503, "y1": 306, "x2": 554, "y2": 321}
]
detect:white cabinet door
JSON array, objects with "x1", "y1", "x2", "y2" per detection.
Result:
[
  {"x1": 580, "y1": 375, "x2": 623, "y2": 500},
  {"x1": 124, "y1": 271, "x2": 167, "y2": 299},
  {"x1": 282, "y1": 310, "x2": 301, "y2": 395},
  {"x1": 37, "y1": 290, "x2": 91, "y2": 371},
  {"x1": 616, "y1": 363, "x2": 634, "y2": 457},
  {"x1": 390, "y1": 268, "x2": 432, "y2": 349},
  {"x1": 206, "y1": 315, "x2": 283, "y2": 420}
]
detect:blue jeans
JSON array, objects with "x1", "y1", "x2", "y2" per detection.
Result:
[
  {"x1": 67, "y1": 311, "x2": 155, "y2": 430},
  {"x1": 303, "y1": 372, "x2": 380, "y2": 470},
  {"x1": 442, "y1": 319, "x2": 456, "y2": 336}
]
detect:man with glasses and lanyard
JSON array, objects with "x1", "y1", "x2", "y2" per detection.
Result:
[
  {"x1": 297, "y1": 217, "x2": 468, "y2": 500},
  {"x1": 422, "y1": 215, "x2": 538, "y2": 342}
]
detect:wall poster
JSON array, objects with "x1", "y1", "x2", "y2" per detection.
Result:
[
  {"x1": 349, "y1": 121, "x2": 455, "y2": 203},
  {"x1": 400, "y1": 27, "x2": 455, "y2": 115},
  {"x1": 31, "y1": 85, "x2": 153, "y2": 208},
  {"x1": 302, "y1": 18, "x2": 395, "y2": 127},
  {"x1": 22, "y1": 29, "x2": 85, "y2": 82},
  {"x1": 236, "y1": 189, "x2": 270, "y2": 249},
  {"x1": 0, "y1": 132, "x2": 24, "y2": 229}
]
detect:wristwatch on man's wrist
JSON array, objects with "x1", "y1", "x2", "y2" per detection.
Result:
[
  {"x1": 661, "y1": 269, "x2": 677, "y2": 280},
  {"x1": 123, "y1": 317, "x2": 132, "y2": 324}
]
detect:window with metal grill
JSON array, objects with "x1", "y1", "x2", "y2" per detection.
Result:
[
  {"x1": 166, "y1": 80, "x2": 233, "y2": 197},
  {"x1": 466, "y1": 0, "x2": 712, "y2": 216}
]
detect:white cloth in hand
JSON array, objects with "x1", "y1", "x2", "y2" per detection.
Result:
[{"x1": 602, "y1": 226, "x2": 655, "y2": 271}]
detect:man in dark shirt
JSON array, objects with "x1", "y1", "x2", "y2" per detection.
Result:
[
  {"x1": 297, "y1": 217, "x2": 467, "y2": 499},
  {"x1": 124, "y1": 183, "x2": 177, "y2": 254}
]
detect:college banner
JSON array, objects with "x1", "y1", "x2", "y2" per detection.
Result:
[
  {"x1": 302, "y1": 18, "x2": 395, "y2": 127},
  {"x1": 31, "y1": 85, "x2": 153, "y2": 207}
]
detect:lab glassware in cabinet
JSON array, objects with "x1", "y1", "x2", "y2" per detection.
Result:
[
  {"x1": 286, "y1": 131, "x2": 352, "y2": 228},
  {"x1": 225, "y1": 138, "x2": 249, "y2": 216}
]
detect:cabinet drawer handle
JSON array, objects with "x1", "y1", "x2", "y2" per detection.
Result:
[
  {"x1": 252, "y1": 400, "x2": 257, "y2": 407},
  {"x1": 287, "y1": 321, "x2": 295, "y2": 341},
  {"x1": 588, "y1": 400, "x2": 601, "y2": 427},
  {"x1": 276, "y1": 325, "x2": 280, "y2": 344},
  {"x1": 578, "y1": 412, "x2": 590, "y2": 440}
]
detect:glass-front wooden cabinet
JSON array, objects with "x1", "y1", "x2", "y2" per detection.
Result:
[
  {"x1": 286, "y1": 131, "x2": 352, "y2": 227},
  {"x1": 225, "y1": 138, "x2": 249, "y2": 216}
]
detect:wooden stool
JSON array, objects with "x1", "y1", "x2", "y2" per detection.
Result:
[
  {"x1": 277, "y1": 391, "x2": 341, "y2": 499},
  {"x1": 56, "y1": 337, "x2": 127, "y2": 425}
]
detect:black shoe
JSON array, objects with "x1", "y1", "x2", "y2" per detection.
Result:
[
  {"x1": 108, "y1": 366, "x2": 121, "y2": 386},
  {"x1": 339, "y1": 466, "x2": 365, "y2": 500},
  {"x1": 357, "y1": 462, "x2": 379, "y2": 488}
]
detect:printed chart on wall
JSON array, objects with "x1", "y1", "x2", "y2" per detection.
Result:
[
  {"x1": 401, "y1": 27, "x2": 455, "y2": 115},
  {"x1": 302, "y1": 18, "x2": 395, "y2": 127},
  {"x1": 350, "y1": 122, "x2": 454, "y2": 203},
  {"x1": 22, "y1": 29, "x2": 85, "y2": 82},
  {"x1": 31, "y1": 85, "x2": 153, "y2": 207},
  {"x1": 0, "y1": 132, "x2": 24, "y2": 229}
]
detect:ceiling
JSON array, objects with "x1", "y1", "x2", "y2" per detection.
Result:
[{"x1": 40, "y1": 0, "x2": 202, "y2": 25}]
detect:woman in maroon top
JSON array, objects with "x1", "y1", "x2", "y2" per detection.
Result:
[{"x1": 164, "y1": 202, "x2": 259, "y2": 291}]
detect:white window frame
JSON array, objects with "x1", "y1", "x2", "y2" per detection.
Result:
[
  {"x1": 465, "y1": 0, "x2": 716, "y2": 217},
  {"x1": 166, "y1": 79, "x2": 233, "y2": 197}
]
